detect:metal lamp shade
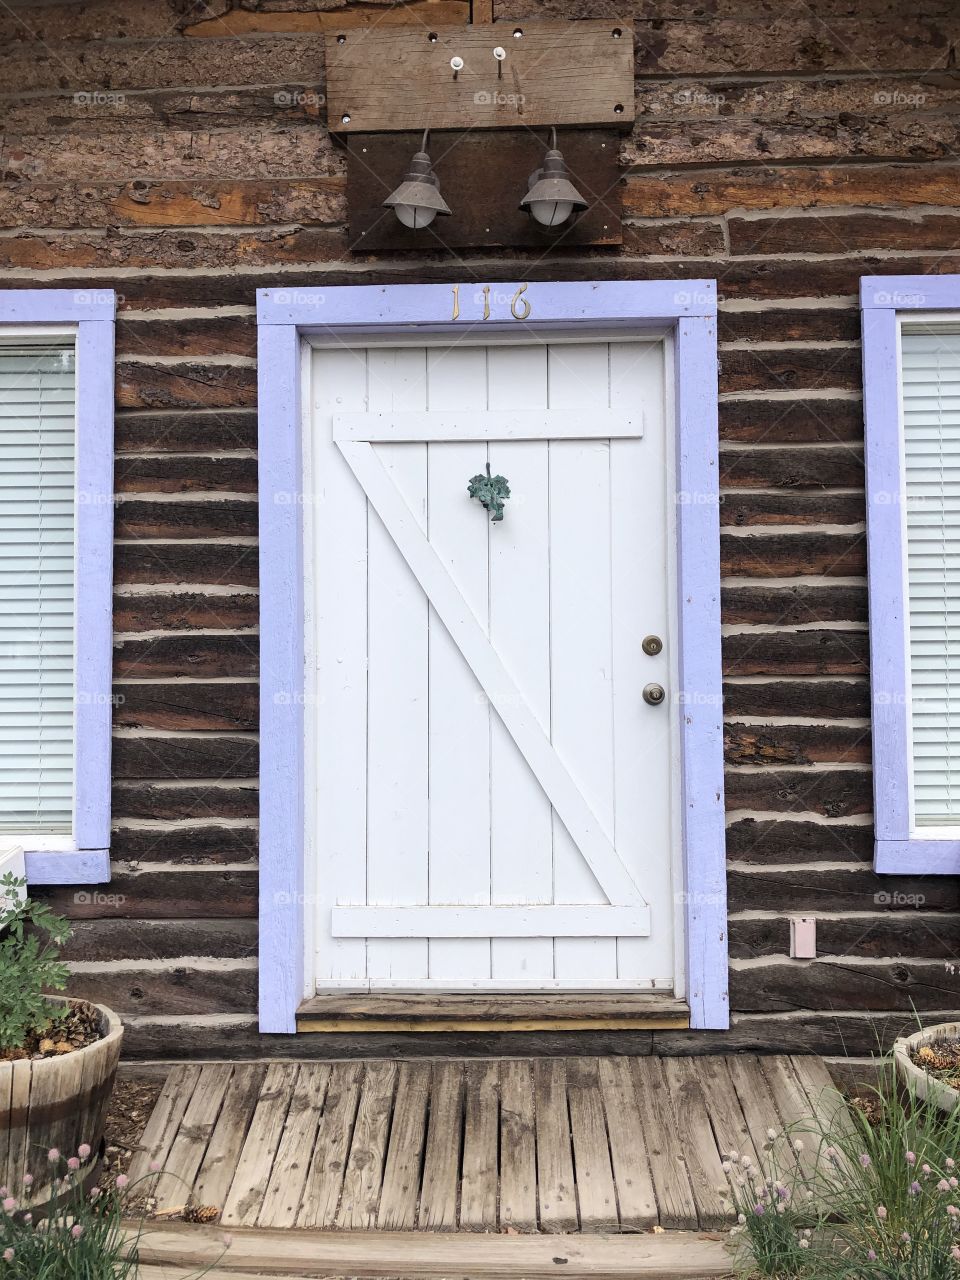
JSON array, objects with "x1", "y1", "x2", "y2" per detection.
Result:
[
  {"x1": 383, "y1": 150, "x2": 451, "y2": 228},
  {"x1": 520, "y1": 146, "x2": 588, "y2": 227}
]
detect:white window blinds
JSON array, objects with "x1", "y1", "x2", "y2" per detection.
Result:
[
  {"x1": 902, "y1": 328, "x2": 960, "y2": 826},
  {"x1": 0, "y1": 345, "x2": 75, "y2": 834}
]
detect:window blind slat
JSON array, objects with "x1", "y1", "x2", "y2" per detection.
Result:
[{"x1": 0, "y1": 345, "x2": 75, "y2": 833}]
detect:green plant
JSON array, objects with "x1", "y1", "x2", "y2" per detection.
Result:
[
  {"x1": 0, "y1": 1147, "x2": 227, "y2": 1279},
  {"x1": 0, "y1": 874, "x2": 70, "y2": 1053}
]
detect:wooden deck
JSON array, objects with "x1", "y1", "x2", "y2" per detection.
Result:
[{"x1": 128, "y1": 1054, "x2": 841, "y2": 1235}]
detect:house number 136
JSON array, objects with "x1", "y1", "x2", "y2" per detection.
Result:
[{"x1": 451, "y1": 284, "x2": 531, "y2": 321}]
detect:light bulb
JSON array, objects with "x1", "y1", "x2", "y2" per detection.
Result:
[
  {"x1": 529, "y1": 199, "x2": 573, "y2": 227},
  {"x1": 394, "y1": 204, "x2": 438, "y2": 229}
]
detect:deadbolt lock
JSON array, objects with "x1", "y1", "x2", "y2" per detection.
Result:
[
  {"x1": 642, "y1": 683, "x2": 666, "y2": 706},
  {"x1": 642, "y1": 634, "x2": 663, "y2": 657}
]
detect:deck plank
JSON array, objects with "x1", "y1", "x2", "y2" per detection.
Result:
[
  {"x1": 128, "y1": 1064, "x2": 202, "y2": 1188},
  {"x1": 725, "y1": 1054, "x2": 788, "y2": 1189},
  {"x1": 597, "y1": 1056, "x2": 657, "y2": 1230},
  {"x1": 534, "y1": 1058, "x2": 578, "y2": 1231},
  {"x1": 338, "y1": 1061, "x2": 398, "y2": 1230},
  {"x1": 297, "y1": 1061, "x2": 364, "y2": 1229},
  {"x1": 630, "y1": 1057, "x2": 698, "y2": 1230},
  {"x1": 221, "y1": 1063, "x2": 298, "y2": 1228},
  {"x1": 660, "y1": 1058, "x2": 731, "y2": 1229},
  {"x1": 691, "y1": 1056, "x2": 760, "y2": 1168},
  {"x1": 459, "y1": 1061, "x2": 500, "y2": 1230},
  {"x1": 499, "y1": 1059, "x2": 538, "y2": 1232},
  {"x1": 258, "y1": 1064, "x2": 331, "y2": 1229},
  {"x1": 194, "y1": 1065, "x2": 267, "y2": 1215},
  {"x1": 154, "y1": 1064, "x2": 233, "y2": 1213},
  {"x1": 566, "y1": 1058, "x2": 618, "y2": 1232},
  {"x1": 378, "y1": 1061, "x2": 431, "y2": 1231},
  {"x1": 418, "y1": 1061, "x2": 464, "y2": 1231},
  {"x1": 760, "y1": 1055, "x2": 823, "y2": 1187}
]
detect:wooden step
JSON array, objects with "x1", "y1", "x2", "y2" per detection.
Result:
[{"x1": 134, "y1": 1223, "x2": 736, "y2": 1278}]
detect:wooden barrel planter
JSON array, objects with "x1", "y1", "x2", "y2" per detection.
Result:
[
  {"x1": 894, "y1": 1022, "x2": 960, "y2": 1114},
  {"x1": 0, "y1": 1000, "x2": 123, "y2": 1197}
]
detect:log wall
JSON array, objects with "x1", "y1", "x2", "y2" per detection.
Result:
[{"x1": 3, "y1": 0, "x2": 958, "y2": 1058}]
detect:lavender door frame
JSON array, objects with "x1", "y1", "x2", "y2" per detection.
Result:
[
  {"x1": 0, "y1": 289, "x2": 115, "y2": 886},
  {"x1": 257, "y1": 280, "x2": 727, "y2": 1033}
]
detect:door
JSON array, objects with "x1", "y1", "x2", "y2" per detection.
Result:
[{"x1": 304, "y1": 334, "x2": 678, "y2": 992}]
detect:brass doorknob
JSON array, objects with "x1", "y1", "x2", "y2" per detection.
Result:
[{"x1": 642, "y1": 683, "x2": 666, "y2": 706}]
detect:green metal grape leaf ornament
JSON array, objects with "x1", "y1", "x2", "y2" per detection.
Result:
[{"x1": 467, "y1": 462, "x2": 510, "y2": 522}]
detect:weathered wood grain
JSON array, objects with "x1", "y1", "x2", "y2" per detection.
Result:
[
  {"x1": 722, "y1": 629, "x2": 868, "y2": 676},
  {"x1": 730, "y1": 212, "x2": 960, "y2": 256},
  {"x1": 63, "y1": 964, "x2": 257, "y2": 1017},
  {"x1": 732, "y1": 960, "x2": 960, "y2": 1013},
  {"x1": 114, "y1": 587, "x2": 259, "y2": 631},
  {"x1": 719, "y1": 398, "x2": 863, "y2": 445},
  {"x1": 110, "y1": 823, "x2": 258, "y2": 864},
  {"x1": 720, "y1": 493, "x2": 866, "y2": 527},
  {"x1": 114, "y1": 544, "x2": 259, "y2": 588},
  {"x1": 113, "y1": 682, "x2": 258, "y2": 732},
  {"x1": 116, "y1": 410, "x2": 257, "y2": 453},
  {"x1": 720, "y1": 531, "x2": 867, "y2": 578},
  {"x1": 725, "y1": 767, "x2": 872, "y2": 818},
  {"x1": 723, "y1": 678, "x2": 870, "y2": 719},
  {"x1": 724, "y1": 818, "x2": 872, "y2": 865},
  {"x1": 111, "y1": 782, "x2": 257, "y2": 821},
  {"x1": 111, "y1": 734, "x2": 257, "y2": 780},
  {"x1": 721, "y1": 584, "x2": 867, "y2": 626},
  {"x1": 720, "y1": 349, "x2": 861, "y2": 394},
  {"x1": 61, "y1": 918, "x2": 257, "y2": 962},
  {"x1": 45, "y1": 869, "x2": 258, "y2": 920},
  {"x1": 725, "y1": 721, "x2": 871, "y2": 766},
  {"x1": 730, "y1": 913, "x2": 960, "y2": 960}
]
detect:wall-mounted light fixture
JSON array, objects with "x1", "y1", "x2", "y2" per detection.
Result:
[
  {"x1": 520, "y1": 127, "x2": 588, "y2": 229},
  {"x1": 382, "y1": 128, "x2": 452, "y2": 230}
]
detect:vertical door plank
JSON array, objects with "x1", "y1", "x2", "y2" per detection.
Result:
[
  {"x1": 487, "y1": 343, "x2": 554, "y2": 984},
  {"x1": 460, "y1": 1061, "x2": 499, "y2": 1229},
  {"x1": 499, "y1": 1059, "x2": 538, "y2": 1231},
  {"x1": 378, "y1": 1061, "x2": 431, "y2": 1231},
  {"x1": 630, "y1": 1057, "x2": 697, "y2": 1229},
  {"x1": 338, "y1": 1061, "x2": 398, "y2": 1229},
  {"x1": 296, "y1": 1061, "x2": 363, "y2": 1229},
  {"x1": 691, "y1": 1055, "x2": 760, "y2": 1167},
  {"x1": 194, "y1": 1064, "x2": 267, "y2": 1214},
  {"x1": 534, "y1": 1059, "x2": 578, "y2": 1231},
  {"x1": 610, "y1": 340, "x2": 673, "y2": 985},
  {"x1": 546, "y1": 342, "x2": 618, "y2": 983},
  {"x1": 221, "y1": 1063, "x2": 297, "y2": 1228},
  {"x1": 597, "y1": 1056, "x2": 657, "y2": 1229},
  {"x1": 660, "y1": 1057, "x2": 731, "y2": 1228},
  {"x1": 310, "y1": 345, "x2": 369, "y2": 985},
  {"x1": 154, "y1": 1064, "x2": 233, "y2": 1212},
  {"x1": 418, "y1": 1061, "x2": 464, "y2": 1230},
  {"x1": 258, "y1": 1064, "x2": 331, "y2": 1228},
  {"x1": 127, "y1": 1064, "x2": 202, "y2": 1185},
  {"x1": 425, "y1": 347, "x2": 491, "y2": 983},
  {"x1": 366, "y1": 346, "x2": 430, "y2": 984},
  {"x1": 566, "y1": 1058, "x2": 618, "y2": 1231}
]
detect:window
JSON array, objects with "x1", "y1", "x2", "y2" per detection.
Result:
[
  {"x1": 863, "y1": 275, "x2": 960, "y2": 873},
  {"x1": 0, "y1": 291, "x2": 115, "y2": 885}
]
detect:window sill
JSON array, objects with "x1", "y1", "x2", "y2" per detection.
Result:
[
  {"x1": 24, "y1": 848, "x2": 110, "y2": 886},
  {"x1": 874, "y1": 840, "x2": 960, "y2": 876}
]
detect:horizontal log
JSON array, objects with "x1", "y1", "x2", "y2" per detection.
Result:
[
  {"x1": 652, "y1": 1011, "x2": 948, "y2": 1057},
  {"x1": 43, "y1": 868, "x2": 258, "y2": 919},
  {"x1": 719, "y1": 445, "x2": 863, "y2": 489},
  {"x1": 719, "y1": 348, "x2": 861, "y2": 394},
  {"x1": 62, "y1": 964, "x2": 257, "y2": 1017},
  {"x1": 117, "y1": 315, "x2": 255, "y2": 357},
  {"x1": 725, "y1": 817, "x2": 873, "y2": 864},
  {"x1": 184, "y1": 3, "x2": 467, "y2": 38},
  {"x1": 624, "y1": 162, "x2": 960, "y2": 217},
  {"x1": 724, "y1": 766, "x2": 872, "y2": 817},
  {"x1": 725, "y1": 722, "x2": 870, "y2": 766},
  {"x1": 621, "y1": 219, "x2": 726, "y2": 257},
  {"x1": 720, "y1": 492, "x2": 866, "y2": 527},
  {"x1": 5, "y1": 177, "x2": 345, "y2": 231},
  {"x1": 0, "y1": 0, "x2": 185, "y2": 41},
  {"x1": 719, "y1": 308, "x2": 860, "y2": 344},
  {"x1": 112, "y1": 734, "x2": 257, "y2": 780},
  {"x1": 730, "y1": 960, "x2": 960, "y2": 1013},
  {"x1": 114, "y1": 543, "x2": 258, "y2": 586},
  {"x1": 720, "y1": 398, "x2": 864, "y2": 445},
  {"x1": 114, "y1": 635, "x2": 258, "y2": 680},
  {"x1": 726, "y1": 867, "x2": 959, "y2": 913},
  {"x1": 722, "y1": 629, "x2": 868, "y2": 676},
  {"x1": 110, "y1": 824, "x2": 258, "y2": 864},
  {"x1": 114, "y1": 589, "x2": 259, "y2": 633},
  {"x1": 115, "y1": 454, "x2": 257, "y2": 493},
  {"x1": 116, "y1": 362, "x2": 257, "y2": 412},
  {"x1": 721, "y1": 584, "x2": 867, "y2": 626},
  {"x1": 730, "y1": 212, "x2": 960, "y2": 256},
  {"x1": 116, "y1": 410, "x2": 257, "y2": 453},
  {"x1": 113, "y1": 682, "x2": 258, "y2": 731},
  {"x1": 114, "y1": 500, "x2": 259, "y2": 541},
  {"x1": 112, "y1": 783, "x2": 258, "y2": 821},
  {"x1": 729, "y1": 914, "x2": 960, "y2": 960},
  {"x1": 720, "y1": 532, "x2": 867, "y2": 577},
  {"x1": 723, "y1": 678, "x2": 870, "y2": 718},
  {"x1": 60, "y1": 916, "x2": 258, "y2": 962}
]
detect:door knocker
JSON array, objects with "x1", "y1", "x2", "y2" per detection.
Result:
[{"x1": 468, "y1": 462, "x2": 510, "y2": 522}]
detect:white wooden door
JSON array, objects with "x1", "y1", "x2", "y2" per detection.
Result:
[{"x1": 305, "y1": 335, "x2": 678, "y2": 992}]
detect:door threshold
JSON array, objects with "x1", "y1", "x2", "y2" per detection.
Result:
[{"x1": 296, "y1": 992, "x2": 689, "y2": 1033}]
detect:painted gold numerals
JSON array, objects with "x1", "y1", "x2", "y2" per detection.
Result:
[{"x1": 450, "y1": 284, "x2": 532, "y2": 321}]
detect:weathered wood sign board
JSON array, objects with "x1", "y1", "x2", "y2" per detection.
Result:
[
  {"x1": 326, "y1": 21, "x2": 635, "y2": 132},
  {"x1": 347, "y1": 129, "x2": 621, "y2": 249}
]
